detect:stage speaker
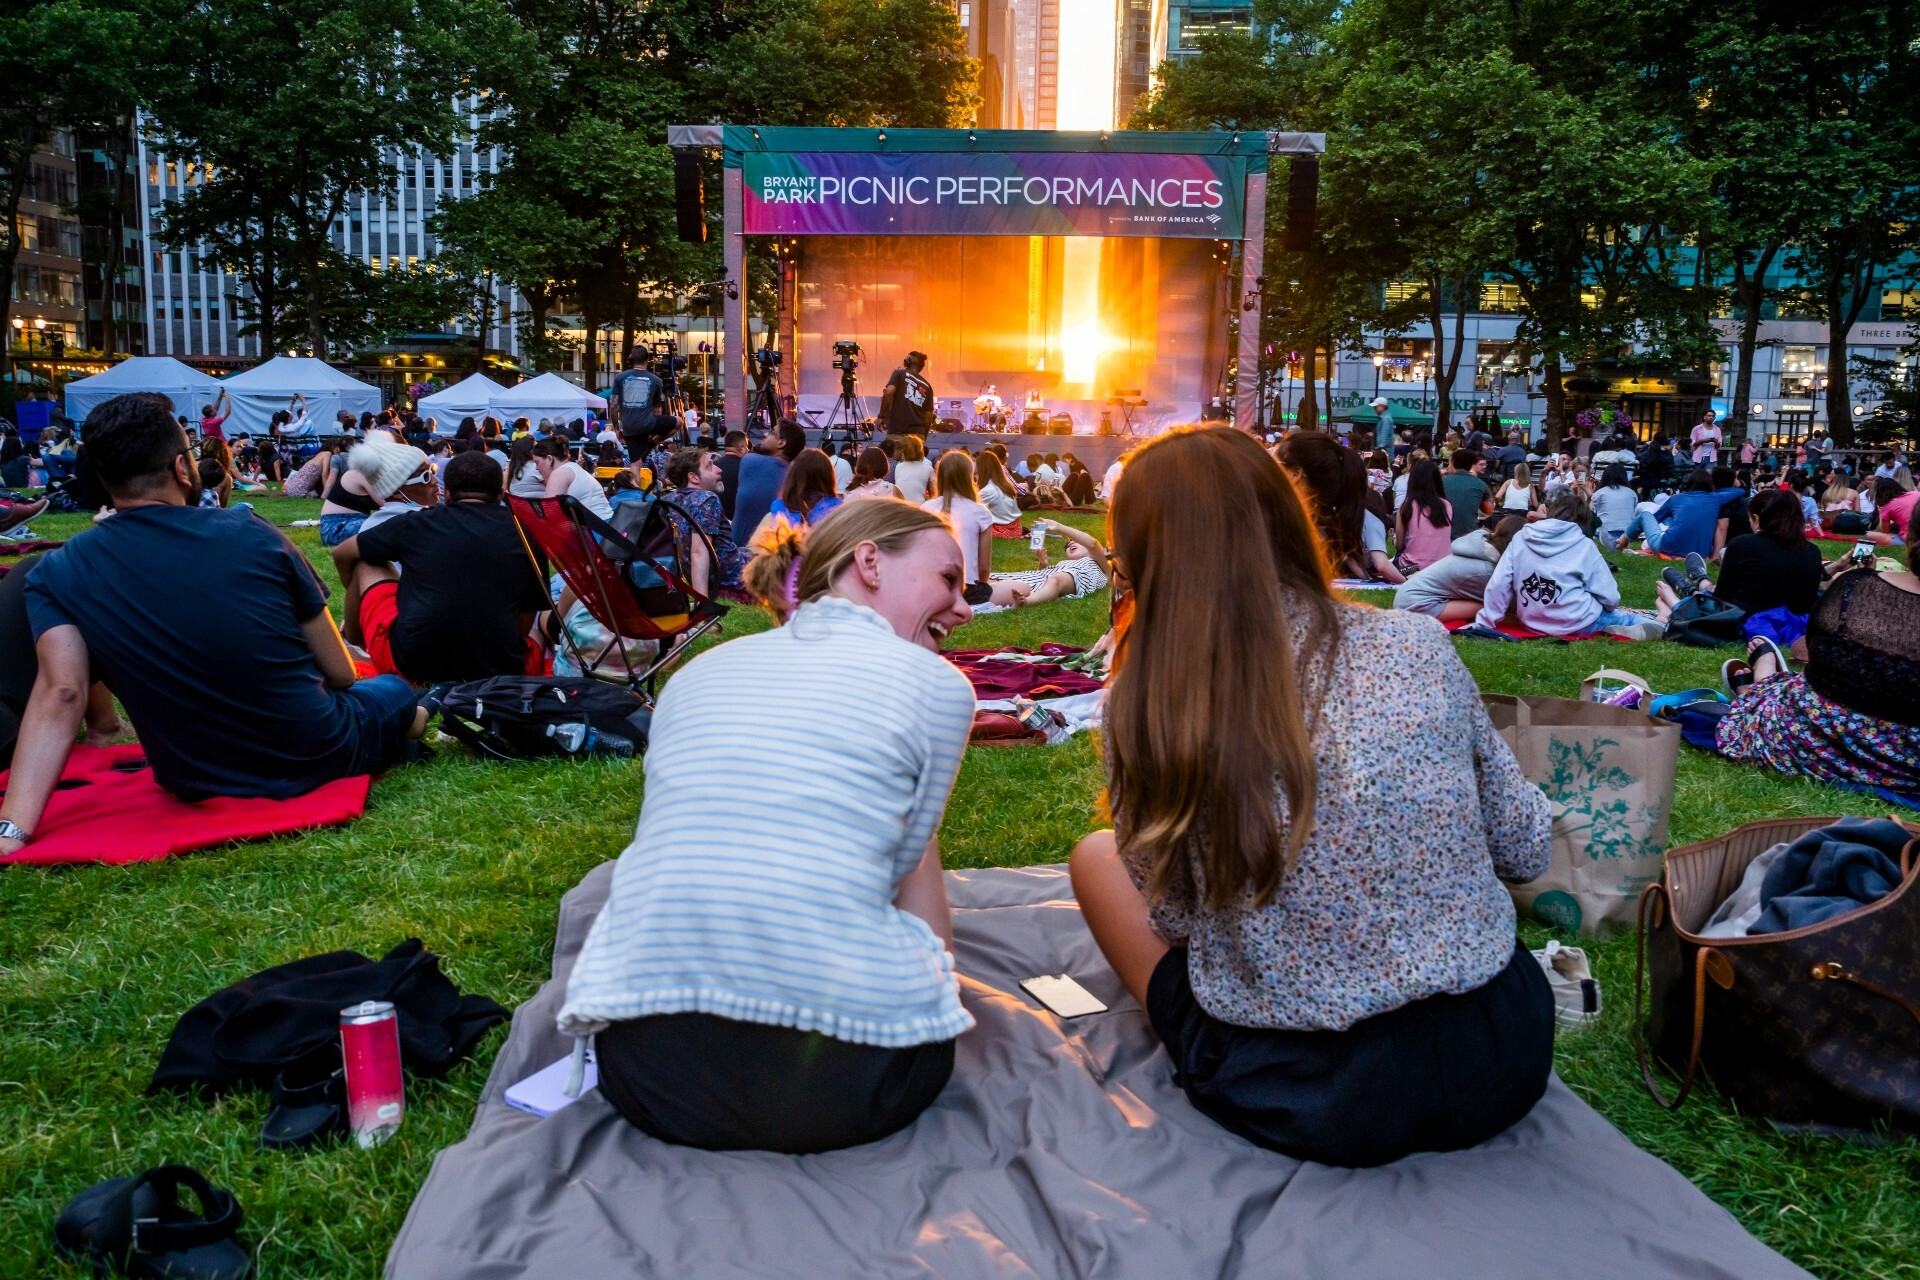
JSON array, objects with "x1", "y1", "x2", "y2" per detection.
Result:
[
  {"x1": 1282, "y1": 156, "x2": 1319, "y2": 253},
  {"x1": 674, "y1": 149, "x2": 705, "y2": 243}
]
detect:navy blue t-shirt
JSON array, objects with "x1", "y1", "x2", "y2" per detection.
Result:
[
  {"x1": 730, "y1": 453, "x2": 788, "y2": 544},
  {"x1": 24, "y1": 505, "x2": 360, "y2": 800}
]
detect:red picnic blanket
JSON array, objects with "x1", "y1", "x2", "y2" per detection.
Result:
[{"x1": 0, "y1": 743, "x2": 370, "y2": 867}]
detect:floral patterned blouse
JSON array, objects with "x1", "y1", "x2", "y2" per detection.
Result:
[
  {"x1": 1116, "y1": 602, "x2": 1551, "y2": 1031},
  {"x1": 662, "y1": 486, "x2": 750, "y2": 590}
]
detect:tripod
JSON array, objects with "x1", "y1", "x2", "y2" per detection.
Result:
[
  {"x1": 746, "y1": 363, "x2": 781, "y2": 444},
  {"x1": 821, "y1": 368, "x2": 868, "y2": 449}
]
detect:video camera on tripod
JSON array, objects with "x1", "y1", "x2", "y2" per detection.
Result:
[
  {"x1": 832, "y1": 340, "x2": 863, "y2": 377},
  {"x1": 753, "y1": 343, "x2": 782, "y2": 383},
  {"x1": 651, "y1": 338, "x2": 685, "y2": 378}
]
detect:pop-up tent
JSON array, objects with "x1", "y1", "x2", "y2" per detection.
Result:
[
  {"x1": 415, "y1": 373, "x2": 506, "y2": 432},
  {"x1": 490, "y1": 373, "x2": 606, "y2": 426},
  {"x1": 63, "y1": 356, "x2": 225, "y2": 424},
  {"x1": 219, "y1": 356, "x2": 381, "y2": 437}
]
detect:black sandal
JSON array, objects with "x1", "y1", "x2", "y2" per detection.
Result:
[
  {"x1": 259, "y1": 1046, "x2": 348, "y2": 1150},
  {"x1": 54, "y1": 1165, "x2": 251, "y2": 1279}
]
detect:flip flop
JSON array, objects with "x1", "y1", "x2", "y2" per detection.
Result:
[
  {"x1": 1748, "y1": 635, "x2": 1790, "y2": 676},
  {"x1": 1720, "y1": 659, "x2": 1753, "y2": 696},
  {"x1": 259, "y1": 1046, "x2": 348, "y2": 1151},
  {"x1": 54, "y1": 1166, "x2": 251, "y2": 1279}
]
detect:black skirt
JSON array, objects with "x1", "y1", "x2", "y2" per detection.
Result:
[
  {"x1": 1147, "y1": 937, "x2": 1554, "y2": 1167},
  {"x1": 595, "y1": 1012, "x2": 955, "y2": 1155}
]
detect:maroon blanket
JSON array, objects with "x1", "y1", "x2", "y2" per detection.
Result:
[{"x1": 945, "y1": 646, "x2": 1104, "y2": 699}]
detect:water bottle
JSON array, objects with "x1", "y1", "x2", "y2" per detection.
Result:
[
  {"x1": 589, "y1": 730, "x2": 635, "y2": 759},
  {"x1": 546, "y1": 722, "x2": 587, "y2": 753}
]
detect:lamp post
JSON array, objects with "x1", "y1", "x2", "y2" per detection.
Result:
[
  {"x1": 11, "y1": 316, "x2": 45, "y2": 398},
  {"x1": 1371, "y1": 351, "x2": 1384, "y2": 400}
]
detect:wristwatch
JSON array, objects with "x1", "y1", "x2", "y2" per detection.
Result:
[{"x1": 0, "y1": 819, "x2": 29, "y2": 844}]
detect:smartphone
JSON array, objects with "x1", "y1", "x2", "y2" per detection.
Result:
[
  {"x1": 503, "y1": 1050, "x2": 599, "y2": 1118},
  {"x1": 1020, "y1": 974, "x2": 1108, "y2": 1018},
  {"x1": 1029, "y1": 522, "x2": 1049, "y2": 551},
  {"x1": 1853, "y1": 540, "x2": 1875, "y2": 561}
]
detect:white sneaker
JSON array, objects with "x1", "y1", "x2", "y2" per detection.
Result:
[{"x1": 1533, "y1": 940, "x2": 1601, "y2": 1030}]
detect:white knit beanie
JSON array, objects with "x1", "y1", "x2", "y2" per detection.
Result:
[{"x1": 348, "y1": 441, "x2": 430, "y2": 502}]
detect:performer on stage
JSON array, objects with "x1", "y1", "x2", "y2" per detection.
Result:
[{"x1": 879, "y1": 351, "x2": 935, "y2": 437}]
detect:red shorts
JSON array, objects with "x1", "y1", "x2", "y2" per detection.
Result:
[
  {"x1": 359, "y1": 579, "x2": 551, "y2": 680},
  {"x1": 359, "y1": 580, "x2": 403, "y2": 677}
]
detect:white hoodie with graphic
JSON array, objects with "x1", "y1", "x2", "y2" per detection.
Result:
[{"x1": 1474, "y1": 518, "x2": 1621, "y2": 635}]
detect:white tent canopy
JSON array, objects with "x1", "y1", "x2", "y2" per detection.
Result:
[
  {"x1": 219, "y1": 356, "x2": 381, "y2": 438},
  {"x1": 63, "y1": 356, "x2": 225, "y2": 425},
  {"x1": 489, "y1": 373, "x2": 606, "y2": 426},
  {"x1": 415, "y1": 373, "x2": 506, "y2": 432}
]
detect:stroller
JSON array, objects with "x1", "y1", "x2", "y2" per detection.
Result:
[{"x1": 508, "y1": 493, "x2": 728, "y2": 693}]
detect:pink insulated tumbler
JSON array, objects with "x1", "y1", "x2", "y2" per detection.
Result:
[{"x1": 340, "y1": 1000, "x2": 405, "y2": 1148}]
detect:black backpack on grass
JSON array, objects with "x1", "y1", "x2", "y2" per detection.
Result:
[
  {"x1": 433, "y1": 676, "x2": 651, "y2": 762},
  {"x1": 1663, "y1": 594, "x2": 1747, "y2": 648}
]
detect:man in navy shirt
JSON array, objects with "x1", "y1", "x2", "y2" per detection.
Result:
[
  {"x1": 0, "y1": 395, "x2": 424, "y2": 858},
  {"x1": 731, "y1": 421, "x2": 806, "y2": 544}
]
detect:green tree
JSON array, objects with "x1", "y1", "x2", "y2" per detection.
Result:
[
  {"x1": 0, "y1": 0, "x2": 140, "y2": 343},
  {"x1": 140, "y1": 0, "x2": 504, "y2": 355}
]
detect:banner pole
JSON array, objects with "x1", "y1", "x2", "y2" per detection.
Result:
[
  {"x1": 723, "y1": 164, "x2": 746, "y2": 430},
  {"x1": 1234, "y1": 168, "x2": 1266, "y2": 434}
]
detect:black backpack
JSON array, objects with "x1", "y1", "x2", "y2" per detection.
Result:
[
  {"x1": 433, "y1": 676, "x2": 652, "y2": 761},
  {"x1": 1664, "y1": 593, "x2": 1747, "y2": 648}
]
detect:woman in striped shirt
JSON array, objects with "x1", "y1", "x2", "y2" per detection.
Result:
[{"x1": 558, "y1": 500, "x2": 979, "y2": 1154}]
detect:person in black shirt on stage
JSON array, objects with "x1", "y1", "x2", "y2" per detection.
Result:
[
  {"x1": 331, "y1": 451, "x2": 552, "y2": 685},
  {"x1": 879, "y1": 351, "x2": 935, "y2": 437}
]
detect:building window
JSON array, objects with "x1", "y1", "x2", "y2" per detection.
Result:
[
  {"x1": 1480, "y1": 281, "x2": 1521, "y2": 313},
  {"x1": 1382, "y1": 279, "x2": 1424, "y2": 307},
  {"x1": 1781, "y1": 344, "x2": 1822, "y2": 397},
  {"x1": 1381, "y1": 337, "x2": 1433, "y2": 383},
  {"x1": 1883, "y1": 289, "x2": 1916, "y2": 321},
  {"x1": 15, "y1": 215, "x2": 39, "y2": 252},
  {"x1": 1474, "y1": 340, "x2": 1527, "y2": 391}
]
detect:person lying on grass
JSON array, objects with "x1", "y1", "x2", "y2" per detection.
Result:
[
  {"x1": 0, "y1": 394, "x2": 428, "y2": 858},
  {"x1": 330, "y1": 448, "x2": 552, "y2": 686},
  {"x1": 557, "y1": 499, "x2": 976, "y2": 1155},
  {"x1": 987, "y1": 518, "x2": 1110, "y2": 606},
  {"x1": 1069, "y1": 426, "x2": 1554, "y2": 1168}
]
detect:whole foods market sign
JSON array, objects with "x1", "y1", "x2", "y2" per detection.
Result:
[{"x1": 742, "y1": 151, "x2": 1248, "y2": 239}]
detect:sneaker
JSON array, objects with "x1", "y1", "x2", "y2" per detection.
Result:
[
  {"x1": 1660, "y1": 566, "x2": 1692, "y2": 595},
  {"x1": 1533, "y1": 940, "x2": 1602, "y2": 1030},
  {"x1": 1603, "y1": 620, "x2": 1667, "y2": 641},
  {"x1": 1683, "y1": 552, "x2": 1710, "y2": 586},
  {"x1": 0, "y1": 497, "x2": 47, "y2": 534}
]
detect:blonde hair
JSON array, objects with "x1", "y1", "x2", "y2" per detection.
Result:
[
  {"x1": 932, "y1": 450, "x2": 977, "y2": 513},
  {"x1": 742, "y1": 498, "x2": 949, "y2": 620},
  {"x1": 1822, "y1": 476, "x2": 1854, "y2": 505},
  {"x1": 894, "y1": 433, "x2": 926, "y2": 463}
]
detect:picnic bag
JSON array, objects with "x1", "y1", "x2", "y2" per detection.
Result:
[
  {"x1": 435, "y1": 676, "x2": 651, "y2": 761},
  {"x1": 1634, "y1": 816, "x2": 1920, "y2": 1136},
  {"x1": 1484, "y1": 694, "x2": 1679, "y2": 936}
]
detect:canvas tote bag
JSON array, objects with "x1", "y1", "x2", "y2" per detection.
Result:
[{"x1": 1484, "y1": 694, "x2": 1680, "y2": 936}]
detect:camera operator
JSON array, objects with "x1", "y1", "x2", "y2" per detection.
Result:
[
  {"x1": 878, "y1": 350, "x2": 935, "y2": 438},
  {"x1": 608, "y1": 350, "x2": 666, "y2": 461}
]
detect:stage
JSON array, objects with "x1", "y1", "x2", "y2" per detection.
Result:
[{"x1": 668, "y1": 125, "x2": 1325, "y2": 435}]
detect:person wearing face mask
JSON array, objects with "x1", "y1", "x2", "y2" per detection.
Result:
[
  {"x1": 558, "y1": 500, "x2": 977, "y2": 1155},
  {"x1": 0, "y1": 395, "x2": 429, "y2": 857}
]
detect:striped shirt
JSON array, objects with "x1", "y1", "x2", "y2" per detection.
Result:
[{"x1": 558, "y1": 595, "x2": 979, "y2": 1048}]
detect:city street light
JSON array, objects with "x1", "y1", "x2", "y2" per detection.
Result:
[{"x1": 1371, "y1": 351, "x2": 1384, "y2": 400}]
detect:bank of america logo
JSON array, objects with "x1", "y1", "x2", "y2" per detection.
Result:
[{"x1": 1207, "y1": 213, "x2": 1222, "y2": 224}]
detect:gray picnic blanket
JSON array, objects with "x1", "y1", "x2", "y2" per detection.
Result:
[{"x1": 386, "y1": 864, "x2": 1808, "y2": 1279}]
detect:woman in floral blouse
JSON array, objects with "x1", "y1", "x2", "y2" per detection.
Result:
[{"x1": 1071, "y1": 427, "x2": 1555, "y2": 1168}]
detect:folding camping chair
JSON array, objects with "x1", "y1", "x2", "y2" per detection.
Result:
[{"x1": 508, "y1": 493, "x2": 728, "y2": 694}]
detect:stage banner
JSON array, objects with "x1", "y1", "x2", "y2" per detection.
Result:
[{"x1": 742, "y1": 151, "x2": 1247, "y2": 239}]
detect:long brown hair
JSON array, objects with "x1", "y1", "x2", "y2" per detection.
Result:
[
  {"x1": 1272, "y1": 433, "x2": 1365, "y2": 569},
  {"x1": 1106, "y1": 428, "x2": 1340, "y2": 911},
  {"x1": 931, "y1": 449, "x2": 977, "y2": 513},
  {"x1": 974, "y1": 448, "x2": 1015, "y2": 494}
]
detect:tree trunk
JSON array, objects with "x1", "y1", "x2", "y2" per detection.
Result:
[
  {"x1": 1296, "y1": 344, "x2": 1318, "y2": 431},
  {"x1": 1427, "y1": 272, "x2": 1469, "y2": 435},
  {"x1": 521, "y1": 284, "x2": 549, "y2": 370},
  {"x1": 620, "y1": 278, "x2": 638, "y2": 369},
  {"x1": 581, "y1": 295, "x2": 600, "y2": 388},
  {"x1": 1822, "y1": 252, "x2": 1869, "y2": 449},
  {"x1": 1726, "y1": 244, "x2": 1776, "y2": 445},
  {"x1": 1542, "y1": 356, "x2": 1567, "y2": 451},
  {"x1": 1321, "y1": 340, "x2": 1333, "y2": 436},
  {"x1": 304, "y1": 231, "x2": 326, "y2": 357}
]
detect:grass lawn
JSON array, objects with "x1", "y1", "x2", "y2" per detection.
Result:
[{"x1": 2, "y1": 494, "x2": 1917, "y2": 1277}]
